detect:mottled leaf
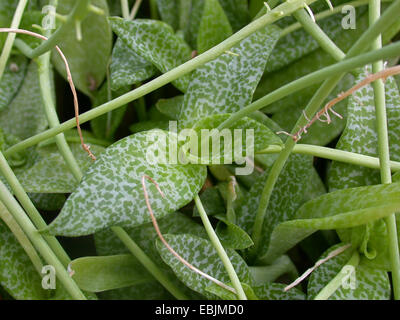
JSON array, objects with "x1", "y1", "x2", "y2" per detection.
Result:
[
  {"x1": 0, "y1": 203, "x2": 47, "y2": 300},
  {"x1": 260, "y1": 182, "x2": 400, "y2": 263},
  {"x1": 12, "y1": 143, "x2": 104, "y2": 193},
  {"x1": 0, "y1": 55, "x2": 27, "y2": 111},
  {"x1": 156, "y1": 233, "x2": 252, "y2": 298},
  {"x1": 0, "y1": 61, "x2": 48, "y2": 139},
  {"x1": 45, "y1": 130, "x2": 207, "y2": 236},
  {"x1": 110, "y1": 38, "x2": 157, "y2": 91},
  {"x1": 109, "y1": 17, "x2": 192, "y2": 92},
  {"x1": 307, "y1": 244, "x2": 391, "y2": 300},
  {"x1": 179, "y1": 24, "x2": 280, "y2": 127},
  {"x1": 197, "y1": 0, "x2": 232, "y2": 54},
  {"x1": 254, "y1": 283, "x2": 306, "y2": 300}
]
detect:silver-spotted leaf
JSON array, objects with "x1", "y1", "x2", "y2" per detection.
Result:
[
  {"x1": 0, "y1": 55, "x2": 27, "y2": 111},
  {"x1": 156, "y1": 233, "x2": 252, "y2": 298},
  {"x1": 0, "y1": 203, "x2": 47, "y2": 300},
  {"x1": 110, "y1": 38, "x2": 157, "y2": 91},
  {"x1": 12, "y1": 143, "x2": 105, "y2": 193},
  {"x1": 260, "y1": 182, "x2": 400, "y2": 263},
  {"x1": 197, "y1": 0, "x2": 232, "y2": 54},
  {"x1": 0, "y1": 61, "x2": 49, "y2": 139},
  {"x1": 179, "y1": 24, "x2": 280, "y2": 127},
  {"x1": 109, "y1": 17, "x2": 192, "y2": 92},
  {"x1": 307, "y1": 244, "x2": 391, "y2": 300},
  {"x1": 45, "y1": 130, "x2": 207, "y2": 236}
]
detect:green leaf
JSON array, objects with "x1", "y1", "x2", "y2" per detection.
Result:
[
  {"x1": 29, "y1": 193, "x2": 66, "y2": 211},
  {"x1": 129, "y1": 120, "x2": 170, "y2": 134},
  {"x1": 193, "y1": 187, "x2": 225, "y2": 217},
  {"x1": 187, "y1": 114, "x2": 283, "y2": 164},
  {"x1": 266, "y1": 7, "x2": 366, "y2": 73},
  {"x1": 110, "y1": 38, "x2": 157, "y2": 91},
  {"x1": 109, "y1": 17, "x2": 192, "y2": 92},
  {"x1": 156, "y1": 0, "x2": 180, "y2": 30},
  {"x1": 328, "y1": 70, "x2": 400, "y2": 269},
  {"x1": 69, "y1": 254, "x2": 153, "y2": 292},
  {"x1": 99, "y1": 281, "x2": 173, "y2": 300},
  {"x1": 12, "y1": 143, "x2": 104, "y2": 193},
  {"x1": 179, "y1": 24, "x2": 280, "y2": 127},
  {"x1": 95, "y1": 211, "x2": 207, "y2": 299},
  {"x1": 206, "y1": 282, "x2": 259, "y2": 300},
  {"x1": 260, "y1": 182, "x2": 400, "y2": 263},
  {"x1": 235, "y1": 154, "x2": 314, "y2": 255},
  {"x1": 155, "y1": 95, "x2": 184, "y2": 120},
  {"x1": 90, "y1": 81, "x2": 128, "y2": 141},
  {"x1": 0, "y1": 55, "x2": 27, "y2": 111},
  {"x1": 253, "y1": 283, "x2": 306, "y2": 300},
  {"x1": 307, "y1": 244, "x2": 391, "y2": 300},
  {"x1": 0, "y1": 203, "x2": 47, "y2": 300},
  {"x1": 52, "y1": 0, "x2": 112, "y2": 97},
  {"x1": 329, "y1": 69, "x2": 400, "y2": 191},
  {"x1": 250, "y1": 255, "x2": 298, "y2": 284},
  {"x1": 45, "y1": 130, "x2": 207, "y2": 236},
  {"x1": 217, "y1": 0, "x2": 249, "y2": 31},
  {"x1": 215, "y1": 215, "x2": 254, "y2": 250},
  {"x1": 197, "y1": 0, "x2": 232, "y2": 54},
  {"x1": 0, "y1": 61, "x2": 48, "y2": 139},
  {"x1": 156, "y1": 233, "x2": 252, "y2": 298}
]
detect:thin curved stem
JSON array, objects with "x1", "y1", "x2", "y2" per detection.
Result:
[
  {"x1": 5, "y1": 41, "x2": 400, "y2": 158},
  {"x1": 194, "y1": 195, "x2": 247, "y2": 300},
  {"x1": 247, "y1": 0, "x2": 400, "y2": 258},
  {"x1": 369, "y1": 0, "x2": 400, "y2": 299},
  {"x1": 0, "y1": 0, "x2": 28, "y2": 80},
  {"x1": 293, "y1": 8, "x2": 345, "y2": 61},
  {"x1": 110, "y1": 226, "x2": 189, "y2": 300}
]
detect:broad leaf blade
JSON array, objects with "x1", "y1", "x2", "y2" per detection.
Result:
[
  {"x1": 45, "y1": 130, "x2": 207, "y2": 236},
  {"x1": 52, "y1": 0, "x2": 112, "y2": 97},
  {"x1": 179, "y1": 24, "x2": 280, "y2": 127},
  {"x1": 109, "y1": 18, "x2": 192, "y2": 92},
  {"x1": 69, "y1": 254, "x2": 153, "y2": 292},
  {"x1": 156, "y1": 233, "x2": 252, "y2": 298}
]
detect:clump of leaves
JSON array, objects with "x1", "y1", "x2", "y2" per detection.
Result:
[{"x1": 0, "y1": 0, "x2": 400, "y2": 301}]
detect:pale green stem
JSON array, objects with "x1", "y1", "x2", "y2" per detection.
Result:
[
  {"x1": 110, "y1": 226, "x2": 189, "y2": 300},
  {"x1": 0, "y1": 151, "x2": 71, "y2": 266},
  {"x1": 281, "y1": 0, "x2": 392, "y2": 37},
  {"x1": 314, "y1": 251, "x2": 360, "y2": 300},
  {"x1": 293, "y1": 8, "x2": 345, "y2": 61},
  {"x1": 0, "y1": 180, "x2": 86, "y2": 300},
  {"x1": 246, "y1": 0, "x2": 400, "y2": 259},
  {"x1": 121, "y1": 0, "x2": 130, "y2": 20},
  {"x1": 149, "y1": 0, "x2": 159, "y2": 20},
  {"x1": 369, "y1": 0, "x2": 400, "y2": 299},
  {"x1": 36, "y1": 21, "x2": 185, "y2": 301},
  {"x1": 37, "y1": 50, "x2": 82, "y2": 181},
  {"x1": 27, "y1": 0, "x2": 91, "y2": 58},
  {"x1": 258, "y1": 144, "x2": 400, "y2": 172},
  {"x1": 0, "y1": 0, "x2": 28, "y2": 81},
  {"x1": 6, "y1": 41, "x2": 400, "y2": 158},
  {"x1": 0, "y1": 201, "x2": 43, "y2": 274},
  {"x1": 194, "y1": 195, "x2": 247, "y2": 300}
]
